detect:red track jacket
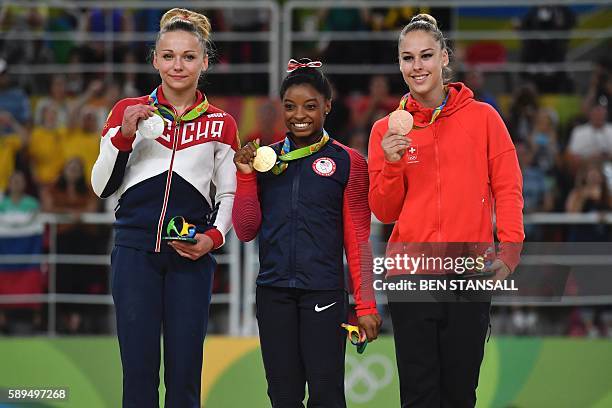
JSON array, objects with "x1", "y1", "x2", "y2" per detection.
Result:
[{"x1": 368, "y1": 82, "x2": 524, "y2": 272}]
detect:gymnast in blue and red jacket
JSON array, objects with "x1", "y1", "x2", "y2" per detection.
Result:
[
  {"x1": 232, "y1": 58, "x2": 381, "y2": 408},
  {"x1": 91, "y1": 9, "x2": 237, "y2": 408}
]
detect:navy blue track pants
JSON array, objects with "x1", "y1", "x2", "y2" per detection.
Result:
[
  {"x1": 111, "y1": 245, "x2": 215, "y2": 408},
  {"x1": 256, "y1": 285, "x2": 348, "y2": 408}
]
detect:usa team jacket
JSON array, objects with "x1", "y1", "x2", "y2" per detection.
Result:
[
  {"x1": 368, "y1": 82, "x2": 524, "y2": 272},
  {"x1": 91, "y1": 87, "x2": 238, "y2": 252},
  {"x1": 232, "y1": 137, "x2": 377, "y2": 317}
]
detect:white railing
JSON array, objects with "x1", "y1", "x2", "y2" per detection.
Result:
[
  {"x1": 239, "y1": 212, "x2": 612, "y2": 335},
  {"x1": 2, "y1": 212, "x2": 612, "y2": 336},
  {"x1": 0, "y1": 0, "x2": 281, "y2": 97},
  {"x1": 0, "y1": 212, "x2": 242, "y2": 336},
  {"x1": 2, "y1": 0, "x2": 610, "y2": 94},
  {"x1": 282, "y1": 0, "x2": 612, "y2": 79}
]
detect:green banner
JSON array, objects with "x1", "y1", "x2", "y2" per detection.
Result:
[{"x1": 0, "y1": 336, "x2": 610, "y2": 407}]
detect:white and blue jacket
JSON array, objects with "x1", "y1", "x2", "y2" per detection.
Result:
[{"x1": 91, "y1": 86, "x2": 238, "y2": 252}]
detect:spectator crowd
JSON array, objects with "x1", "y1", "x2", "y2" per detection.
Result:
[{"x1": 0, "y1": 4, "x2": 611, "y2": 338}]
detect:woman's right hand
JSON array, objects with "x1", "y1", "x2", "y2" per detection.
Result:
[
  {"x1": 121, "y1": 104, "x2": 158, "y2": 138},
  {"x1": 381, "y1": 128, "x2": 412, "y2": 162},
  {"x1": 233, "y1": 139, "x2": 258, "y2": 174}
]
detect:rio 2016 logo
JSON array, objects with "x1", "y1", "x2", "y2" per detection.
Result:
[{"x1": 344, "y1": 354, "x2": 394, "y2": 403}]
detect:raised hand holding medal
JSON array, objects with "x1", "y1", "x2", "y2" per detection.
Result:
[
  {"x1": 388, "y1": 110, "x2": 414, "y2": 135},
  {"x1": 252, "y1": 145, "x2": 277, "y2": 172},
  {"x1": 234, "y1": 138, "x2": 280, "y2": 174},
  {"x1": 382, "y1": 110, "x2": 414, "y2": 162},
  {"x1": 138, "y1": 114, "x2": 165, "y2": 140}
]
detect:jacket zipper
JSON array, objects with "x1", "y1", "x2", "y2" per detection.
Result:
[
  {"x1": 289, "y1": 159, "x2": 303, "y2": 287},
  {"x1": 155, "y1": 113, "x2": 181, "y2": 252},
  {"x1": 433, "y1": 123, "x2": 442, "y2": 242}
]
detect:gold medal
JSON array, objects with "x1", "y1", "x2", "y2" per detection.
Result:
[{"x1": 252, "y1": 146, "x2": 277, "y2": 172}]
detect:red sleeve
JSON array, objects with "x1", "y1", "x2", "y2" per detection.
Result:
[
  {"x1": 102, "y1": 98, "x2": 143, "y2": 152},
  {"x1": 204, "y1": 228, "x2": 224, "y2": 249},
  {"x1": 231, "y1": 171, "x2": 261, "y2": 242},
  {"x1": 367, "y1": 117, "x2": 407, "y2": 223},
  {"x1": 487, "y1": 107, "x2": 524, "y2": 271},
  {"x1": 342, "y1": 147, "x2": 378, "y2": 317}
]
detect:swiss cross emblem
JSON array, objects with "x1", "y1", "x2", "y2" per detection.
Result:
[{"x1": 406, "y1": 144, "x2": 419, "y2": 163}]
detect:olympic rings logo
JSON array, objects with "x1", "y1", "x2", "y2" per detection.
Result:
[{"x1": 344, "y1": 354, "x2": 394, "y2": 403}]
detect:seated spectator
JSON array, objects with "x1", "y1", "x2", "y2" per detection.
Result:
[
  {"x1": 518, "y1": 6, "x2": 575, "y2": 92},
  {"x1": 567, "y1": 308, "x2": 602, "y2": 338},
  {"x1": 463, "y1": 68, "x2": 500, "y2": 113},
  {"x1": 567, "y1": 102, "x2": 612, "y2": 167},
  {"x1": 350, "y1": 75, "x2": 397, "y2": 133},
  {"x1": 508, "y1": 306, "x2": 538, "y2": 336},
  {"x1": 28, "y1": 104, "x2": 66, "y2": 186},
  {"x1": 319, "y1": 7, "x2": 369, "y2": 68},
  {"x1": 582, "y1": 57, "x2": 612, "y2": 119},
  {"x1": 0, "y1": 5, "x2": 52, "y2": 68},
  {"x1": 517, "y1": 140, "x2": 554, "y2": 240},
  {"x1": 508, "y1": 83, "x2": 539, "y2": 142},
  {"x1": 34, "y1": 74, "x2": 71, "y2": 129},
  {"x1": 0, "y1": 59, "x2": 31, "y2": 135},
  {"x1": 120, "y1": 51, "x2": 141, "y2": 97},
  {"x1": 75, "y1": 79, "x2": 122, "y2": 131},
  {"x1": 0, "y1": 170, "x2": 44, "y2": 334},
  {"x1": 40, "y1": 158, "x2": 99, "y2": 334},
  {"x1": 518, "y1": 140, "x2": 554, "y2": 214},
  {"x1": 64, "y1": 49, "x2": 85, "y2": 96},
  {"x1": 565, "y1": 163, "x2": 611, "y2": 241},
  {"x1": 62, "y1": 107, "x2": 101, "y2": 182},
  {"x1": 45, "y1": 9, "x2": 79, "y2": 64},
  {"x1": 0, "y1": 111, "x2": 28, "y2": 192},
  {"x1": 529, "y1": 107, "x2": 561, "y2": 174}
]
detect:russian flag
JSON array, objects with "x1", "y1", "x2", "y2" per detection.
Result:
[{"x1": 0, "y1": 219, "x2": 44, "y2": 309}]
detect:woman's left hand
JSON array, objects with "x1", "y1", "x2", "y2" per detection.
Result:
[
  {"x1": 488, "y1": 259, "x2": 511, "y2": 281},
  {"x1": 357, "y1": 313, "x2": 382, "y2": 342},
  {"x1": 168, "y1": 233, "x2": 214, "y2": 260}
]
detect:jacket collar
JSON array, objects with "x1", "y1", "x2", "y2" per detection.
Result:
[{"x1": 148, "y1": 86, "x2": 209, "y2": 122}]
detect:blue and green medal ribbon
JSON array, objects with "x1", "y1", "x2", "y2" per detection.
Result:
[
  {"x1": 255, "y1": 131, "x2": 330, "y2": 175},
  {"x1": 147, "y1": 88, "x2": 210, "y2": 122},
  {"x1": 397, "y1": 89, "x2": 449, "y2": 129}
]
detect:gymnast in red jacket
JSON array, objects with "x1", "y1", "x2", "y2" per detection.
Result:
[{"x1": 368, "y1": 14, "x2": 524, "y2": 408}]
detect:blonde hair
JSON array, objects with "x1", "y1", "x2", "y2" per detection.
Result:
[
  {"x1": 399, "y1": 13, "x2": 452, "y2": 83},
  {"x1": 157, "y1": 8, "x2": 212, "y2": 54}
]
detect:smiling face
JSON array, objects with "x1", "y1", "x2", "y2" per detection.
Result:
[
  {"x1": 282, "y1": 83, "x2": 331, "y2": 141},
  {"x1": 153, "y1": 30, "x2": 208, "y2": 95},
  {"x1": 399, "y1": 30, "x2": 448, "y2": 101}
]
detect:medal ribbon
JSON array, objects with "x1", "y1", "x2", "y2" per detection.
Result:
[
  {"x1": 147, "y1": 88, "x2": 210, "y2": 122},
  {"x1": 268, "y1": 131, "x2": 330, "y2": 175},
  {"x1": 397, "y1": 90, "x2": 449, "y2": 129}
]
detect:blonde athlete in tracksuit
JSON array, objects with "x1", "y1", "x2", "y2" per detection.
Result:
[{"x1": 91, "y1": 8, "x2": 238, "y2": 408}]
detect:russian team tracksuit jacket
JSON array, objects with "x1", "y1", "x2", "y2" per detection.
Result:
[{"x1": 91, "y1": 86, "x2": 238, "y2": 408}]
